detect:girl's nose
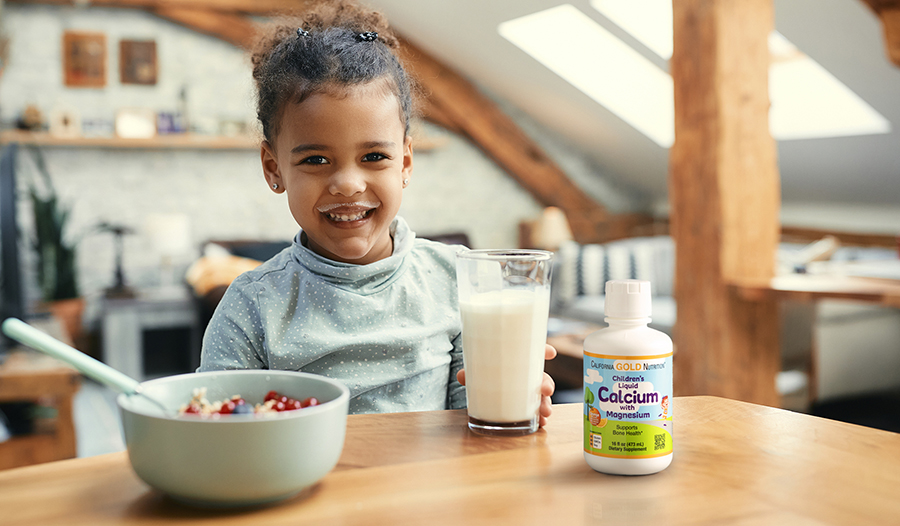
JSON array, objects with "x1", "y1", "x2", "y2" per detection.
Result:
[{"x1": 328, "y1": 167, "x2": 366, "y2": 196}]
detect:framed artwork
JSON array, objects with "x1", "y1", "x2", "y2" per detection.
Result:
[
  {"x1": 63, "y1": 31, "x2": 106, "y2": 87},
  {"x1": 119, "y1": 40, "x2": 157, "y2": 85}
]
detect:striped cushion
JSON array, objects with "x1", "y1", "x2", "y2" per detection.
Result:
[{"x1": 553, "y1": 236, "x2": 674, "y2": 307}]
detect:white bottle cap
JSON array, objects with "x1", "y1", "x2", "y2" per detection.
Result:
[{"x1": 605, "y1": 279, "x2": 652, "y2": 318}]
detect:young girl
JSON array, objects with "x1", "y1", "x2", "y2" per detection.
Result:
[{"x1": 199, "y1": 0, "x2": 556, "y2": 423}]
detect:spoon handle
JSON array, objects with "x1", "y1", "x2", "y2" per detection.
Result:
[{"x1": 2, "y1": 317, "x2": 142, "y2": 395}]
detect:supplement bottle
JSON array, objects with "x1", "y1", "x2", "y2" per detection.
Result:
[{"x1": 583, "y1": 279, "x2": 673, "y2": 475}]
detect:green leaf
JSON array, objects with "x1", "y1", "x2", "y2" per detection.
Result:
[{"x1": 25, "y1": 146, "x2": 80, "y2": 301}]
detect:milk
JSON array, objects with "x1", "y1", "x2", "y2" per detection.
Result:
[{"x1": 460, "y1": 288, "x2": 550, "y2": 423}]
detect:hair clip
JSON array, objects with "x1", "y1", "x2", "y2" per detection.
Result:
[
  {"x1": 355, "y1": 31, "x2": 378, "y2": 42},
  {"x1": 297, "y1": 28, "x2": 309, "y2": 38}
]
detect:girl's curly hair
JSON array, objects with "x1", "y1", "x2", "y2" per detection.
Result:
[{"x1": 251, "y1": 0, "x2": 414, "y2": 143}]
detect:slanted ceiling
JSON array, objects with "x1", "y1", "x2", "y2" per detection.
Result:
[{"x1": 372, "y1": 0, "x2": 900, "y2": 212}]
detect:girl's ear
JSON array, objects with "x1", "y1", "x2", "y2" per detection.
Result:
[
  {"x1": 402, "y1": 135, "x2": 413, "y2": 184},
  {"x1": 261, "y1": 140, "x2": 284, "y2": 193}
]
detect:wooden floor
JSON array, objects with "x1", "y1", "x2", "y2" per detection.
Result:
[{"x1": 72, "y1": 378, "x2": 125, "y2": 458}]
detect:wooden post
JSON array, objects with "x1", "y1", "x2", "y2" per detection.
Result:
[{"x1": 669, "y1": 0, "x2": 782, "y2": 406}]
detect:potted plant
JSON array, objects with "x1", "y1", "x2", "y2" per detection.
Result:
[{"x1": 25, "y1": 146, "x2": 83, "y2": 345}]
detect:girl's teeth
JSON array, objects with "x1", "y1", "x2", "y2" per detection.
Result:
[{"x1": 328, "y1": 211, "x2": 367, "y2": 222}]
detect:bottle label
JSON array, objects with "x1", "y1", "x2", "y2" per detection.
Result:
[{"x1": 583, "y1": 351, "x2": 673, "y2": 458}]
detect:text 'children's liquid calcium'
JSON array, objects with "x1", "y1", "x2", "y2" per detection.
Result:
[{"x1": 583, "y1": 280, "x2": 673, "y2": 475}]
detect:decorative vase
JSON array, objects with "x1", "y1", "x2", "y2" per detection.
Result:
[{"x1": 46, "y1": 297, "x2": 86, "y2": 347}]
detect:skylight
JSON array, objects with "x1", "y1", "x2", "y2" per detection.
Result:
[
  {"x1": 498, "y1": 4, "x2": 674, "y2": 147},
  {"x1": 766, "y1": 32, "x2": 891, "y2": 139},
  {"x1": 499, "y1": 3, "x2": 891, "y2": 146},
  {"x1": 590, "y1": 0, "x2": 673, "y2": 60}
]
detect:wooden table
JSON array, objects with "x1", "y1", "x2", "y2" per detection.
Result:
[
  {"x1": 731, "y1": 271, "x2": 900, "y2": 404},
  {"x1": 2, "y1": 397, "x2": 898, "y2": 525},
  {"x1": 731, "y1": 273, "x2": 900, "y2": 309},
  {"x1": 0, "y1": 338, "x2": 80, "y2": 470}
]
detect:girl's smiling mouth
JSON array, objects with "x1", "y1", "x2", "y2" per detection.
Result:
[{"x1": 317, "y1": 201, "x2": 381, "y2": 223}]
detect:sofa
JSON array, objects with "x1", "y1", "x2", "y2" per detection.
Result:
[{"x1": 551, "y1": 236, "x2": 676, "y2": 335}]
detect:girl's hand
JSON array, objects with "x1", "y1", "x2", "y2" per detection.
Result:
[
  {"x1": 456, "y1": 343, "x2": 558, "y2": 428},
  {"x1": 539, "y1": 344, "x2": 557, "y2": 427}
]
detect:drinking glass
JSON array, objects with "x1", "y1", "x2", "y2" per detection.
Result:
[{"x1": 456, "y1": 249, "x2": 553, "y2": 436}]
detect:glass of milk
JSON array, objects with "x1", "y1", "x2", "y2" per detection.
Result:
[{"x1": 456, "y1": 250, "x2": 553, "y2": 436}]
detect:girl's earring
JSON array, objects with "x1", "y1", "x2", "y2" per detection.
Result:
[
  {"x1": 402, "y1": 179, "x2": 409, "y2": 188},
  {"x1": 272, "y1": 183, "x2": 279, "y2": 190}
]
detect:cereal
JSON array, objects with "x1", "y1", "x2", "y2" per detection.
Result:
[{"x1": 179, "y1": 388, "x2": 319, "y2": 417}]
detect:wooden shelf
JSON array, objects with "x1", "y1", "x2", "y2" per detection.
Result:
[
  {"x1": 0, "y1": 130, "x2": 446, "y2": 152},
  {"x1": 0, "y1": 130, "x2": 260, "y2": 150}
]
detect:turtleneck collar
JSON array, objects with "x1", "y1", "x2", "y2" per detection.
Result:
[{"x1": 291, "y1": 216, "x2": 415, "y2": 294}]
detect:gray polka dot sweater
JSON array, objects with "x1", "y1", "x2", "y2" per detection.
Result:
[{"x1": 199, "y1": 217, "x2": 467, "y2": 414}]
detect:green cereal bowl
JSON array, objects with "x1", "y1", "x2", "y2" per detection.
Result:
[{"x1": 117, "y1": 370, "x2": 350, "y2": 507}]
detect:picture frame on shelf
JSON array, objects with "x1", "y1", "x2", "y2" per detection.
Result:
[
  {"x1": 63, "y1": 31, "x2": 106, "y2": 88},
  {"x1": 119, "y1": 40, "x2": 157, "y2": 85},
  {"x1": 48, "y1": 108, "x2": 81, "y2": 139},
  {"x1": 115, "y1": 109, "x2": 156, "y2": 139}
]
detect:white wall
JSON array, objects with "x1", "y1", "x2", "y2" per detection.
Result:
[
  {"x1": 815, "y1": 301, "x2": 900, "y2": 400},
  {"x1": 780, "y1": 202, "x2": 900, "y2": 236},
  {"x1": 1, "y1": 5, "x2": 622, "y2": 324}
]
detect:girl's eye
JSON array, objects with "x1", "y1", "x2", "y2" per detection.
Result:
[
  {"x1": 362, "y1": 152, "x2": 388, "y2": 162},
  {"x1": 300, "y1": 155, "x2": 328, "y2": 165}
]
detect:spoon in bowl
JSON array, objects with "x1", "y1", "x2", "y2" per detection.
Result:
[{"x1": 2, "y1": 317, "x2": 175, "y2": 416}]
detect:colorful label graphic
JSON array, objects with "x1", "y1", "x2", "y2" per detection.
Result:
[{"x1": 583, "y1": 352, "x2": 673, "y2": 458}]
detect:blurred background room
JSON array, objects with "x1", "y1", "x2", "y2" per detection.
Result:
[{"x1": 0, "y1": 0, "x2": 898, "y2": 469}]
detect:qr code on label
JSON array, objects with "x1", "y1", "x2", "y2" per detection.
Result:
[
  {"x1": 591, "y1": 433, "x2": 602, "y2": 450},
  {"x1": 654, "y1": 433, "x2": 666, "y2": 451}
]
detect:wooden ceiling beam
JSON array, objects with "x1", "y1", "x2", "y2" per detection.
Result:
[
  {"x1": 860, "y1": 0, "x2": 900, "y2": 66},
  {"x1": 880, "y1": 9, "x2": 900, "y2": 66},
  {"x1": 414, "y1": 96, "x2": 462, "y2": 136},
  {"x1": 151, "y1": 6, "x2": 258, "y2": 48}
]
